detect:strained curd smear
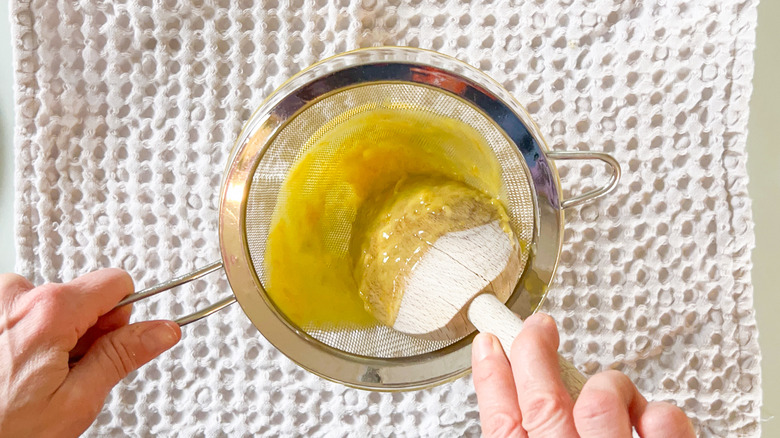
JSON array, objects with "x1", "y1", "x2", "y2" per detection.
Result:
[{"x1": 352, "y1": 176, "x2": 514, "y2": 326}]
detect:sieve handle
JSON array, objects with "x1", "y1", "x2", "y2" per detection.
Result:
[
  {"x1": 467, "y1": 293, "x2": 587, "y2": 401},
  {"x1": 114, "y1": 261, "x2": 236, "y2": 326},
  {"x1": 546, "y1": 151, "x2": 621, "y2": 210}
]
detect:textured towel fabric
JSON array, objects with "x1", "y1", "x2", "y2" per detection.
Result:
[{"x1": 10, "y1": 0, "x2": 761, "y2": 436}]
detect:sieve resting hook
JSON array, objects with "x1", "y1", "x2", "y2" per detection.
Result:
[
  {"x1": 114, "y1": 261, "x2": 235, "y2": 326},
  {"x1": 546, "y1": 151, "x2": 622, "y2": 210}
]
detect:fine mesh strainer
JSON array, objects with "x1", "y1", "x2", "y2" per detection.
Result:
[{"x1": 120, "y1": 47, "x2": 620, "y2": 390}]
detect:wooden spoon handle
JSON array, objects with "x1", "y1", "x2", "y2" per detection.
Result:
[{"x1": 467, "y1": 293, "x2": 587, "y2": 400}]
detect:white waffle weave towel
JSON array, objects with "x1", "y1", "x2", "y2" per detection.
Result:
[{"x1": 10, "y1": 0, "x2": 761, "y2": 436}]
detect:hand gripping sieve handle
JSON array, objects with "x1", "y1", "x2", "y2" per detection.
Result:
[
  {"x1": 546, "y1": 151, "x2": 621, "y2": 210},
  {"x1": 467, "y1": 293, "x2": 587, "y2": 401},
  {"x1": 114, "y1": 261, "x2": 236, "y2": 326}
]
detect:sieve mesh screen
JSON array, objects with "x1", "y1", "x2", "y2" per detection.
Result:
[{"x1": 245, "y1": 83, "x2": 535, "y2": 358}]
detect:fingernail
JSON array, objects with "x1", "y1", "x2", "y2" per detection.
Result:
[
  {"x1": 526, "y1": 313, "x2": 555, "y2": 330},
  {"x1": 473, "y1": 333, "x2": 500, "y2": 362},
  {"x1": 142, "y1": 322, "x2": 180, "y2": 353}
]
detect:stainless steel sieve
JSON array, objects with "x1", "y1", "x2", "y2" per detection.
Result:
[{"x1": 120, "y1": 47, "x2": 620, "y2": 391}]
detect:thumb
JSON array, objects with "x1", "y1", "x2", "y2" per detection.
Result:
[{"x1": 62, "y1": 320, "x2": 181, "y2": 408}]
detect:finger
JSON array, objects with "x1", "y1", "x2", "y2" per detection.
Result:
[
  {"x1": 69, "y1": 304, "x2": 133, "y2": 363},
  {"x1": 0, "y1": 273, "x2": 34, "y2": 303},
  {"x1": 472, "y1": 333, "x2": 526, "y2": 438},
  {"x1": 60, "y1": 320, "x2": 181, "y2": 416},
  {"x1": 42, "y1": 268, "x2": 133, "y2": 351},
  {"x1": 635, "y1": 401, "x2": 695, "y2": 438},
  {"x1": 510, "y1": 313, "x2": 578, "y2": 438},
  {"x1": 18, "y1": 270, "x2": 132, "y2": 353},
  {"x1": 92, "y1": 304, "x2": 133, "y2": 331},
  {"x1": 573, "y1": 370, "x2": 647, "y2": 438},
  {"x1": 66, "y1": 268, "x2": 134, "y2": 314}
]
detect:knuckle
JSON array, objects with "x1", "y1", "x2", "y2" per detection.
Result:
[
  {"x1": 511, "y1": 322, "x2": 559, "y2": 360},
  {"x1": 28, "y1": 283, "x2": 66, "y2": 315},
  {"x1": 101, "y1": 334, "x2": 139, "y2": 380},
  {"x1": 573, "y1": 388, "x2": 623, "y2": 423},
  {"x1": 521, "y1": 390, "x2": 571, "y2": 433},
  {"x1": 34, "y1": 282, "x2": 67, "y2": 301},
  {"x1": 3, "y1": 282, "x2": 77, "y2": 348},
  {"x1": 482, "y1": 411, "x2": 523, "y2": 438},
  {"x1": 32, "y1": 284, "x2": 70, "y2": 317},
  {"x1": 30, "y1": 284, "x2": 79, "y2": 346},
  {"x1": 98, "y1": 268, "x2": 134, "y2": 291},
  {"x1": 0, "y1": 273, "x2": 34, "y2": 295},
  {"x1": 473, "y1": 361, "x2": 504, "y2": 387},
  {"x1": 651, "y1": 402, "x2": 692, "y2": 431},
  {"x1": 668, "y1": 406, "x2": 691, "y2": 427},
  {"x1": 591, "y1": 369, "x2": 632, "y2": 387},
  {"x1": 638, "y1": 402, "x2": 695, "y2": 438},
  {"x1": 510, "y1": 328, "x2": 541, "y2": 358}
]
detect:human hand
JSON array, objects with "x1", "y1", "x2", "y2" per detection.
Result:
[
  {"x1": 0, "y1": 269, "x2": 181, "y2": 438},
  {"x1": 472, "y1": 313, "x2": 695, "y2": 437}
]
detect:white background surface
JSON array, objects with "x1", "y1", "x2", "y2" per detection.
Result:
[
  {"x1": 0, "y1": 1, "x2": 777, "y2": 434},
  {"x1": 1, "y1": 2, "x2": 15, "y2": 273},
  {"x1": 745, "y1": 1, "x2": 780, "y2": 434}
]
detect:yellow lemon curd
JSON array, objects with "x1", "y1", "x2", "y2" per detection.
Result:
[{"x1": 264, "y1": 107, "x2": 509, "y2": 329}]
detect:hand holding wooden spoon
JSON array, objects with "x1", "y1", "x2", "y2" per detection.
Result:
[{"x1": 354, "y1": 179, "x2": 586, "y2": 399}]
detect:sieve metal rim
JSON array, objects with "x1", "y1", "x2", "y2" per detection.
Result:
[{"x1": 216, "y1": 47, "x2": 620, "y2": 390}]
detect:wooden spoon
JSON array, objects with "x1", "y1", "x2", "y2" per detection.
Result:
[
  {"x1": 362, "y1": 215, "x2": 587, "y2": 399},
  {"x1": 401, "y1": 220, "x2": 586, "y2": 398}
]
